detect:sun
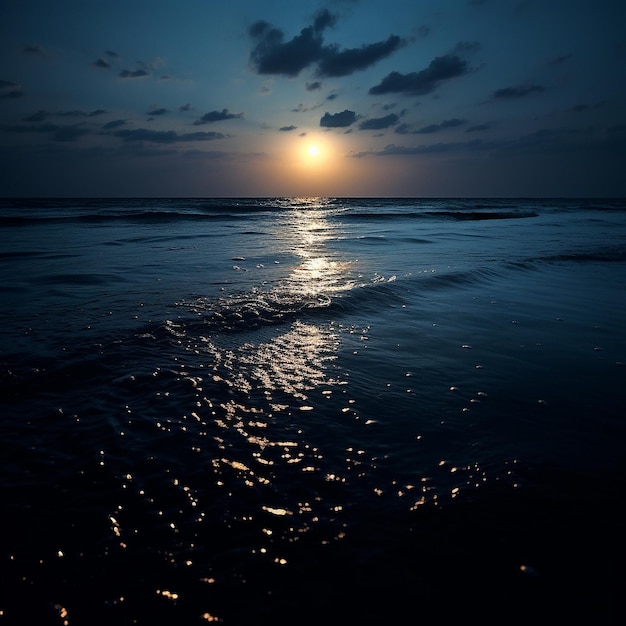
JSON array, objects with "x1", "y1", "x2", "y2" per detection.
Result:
[{"x1": 307, "y1": 145, "x2": 320, "y2": 157}]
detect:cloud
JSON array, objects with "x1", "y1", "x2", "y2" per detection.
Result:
[
  {"x1": 359, "y1": 113, "x2": 399, "y2": 130},
  {"x1": 118, "y1": 69, "x2": 150, "y2": 79},
  {"x1": 23, "y1": 44, "x2": 44, "y2": 55},
  {"x1": 306, "y1": 81, "x2": 322, "y2": 91},
  {"x1": 147, "y1": 108, "x2": 169, "y2": 116},
  {"x1": 23, "y1": 109, "x2": 107, "y2": 121},
  {"x1": 113, "y1": 128, "x2": 225, "y2": 143},
  {"x1": 59, "y1": 109, "x2": 107, "y2": 117},
  {"x1": 23, "y1": 110, "x2": 49, "y2": 122},
  {"x1": 320, "y1": 109, "x2": 357, "y2": 127},
  {"x1": 102, "y1": 119, "x2": 126, "y2": 130},
  {"x1": 352, "y1": 139, "x2": 485, "y2": 157},
  {"x1": 248, "y1": 14, "x2": 329, "y2": 77},
  {"x1": 3, "y1": 122, "x2": 89, "y2": 142},
  {"x1": 369, "y1": 54, "x2": 470, "y2": 95},
  {"x1": 547, "y1": 54, "x2": 572, "y2": 65},
  {"x1": 0, "y1": 79, "x2": 25, "y2": 98},
  {"x1": 249, "y1": 10, "x2": 404, "y2": 78},
  {"x1": 491, "y1": 84, "x2": 545, "y2": 99},
  {"x1": 193, "y1": 109, "x2": 243, "y2": 125},
  {"x1": 279, "y1": 125, "x2": 297, "y2": 131},
  {"x1": 180, "y1": 103, "x2": 194, "y2": 112},
  {"x1": 466, "y1": 123, "x2": 491, "y2": 132},
  {"x1": 94, "y1": 58, "x2": 111, "y2": 69},
  {"x1": 317, "y1": 35, "x2": 406, "y2": 77},
  {"x1": 292, "y1": 102, "x2": 323, "y2": 113},
  {"x1": 411, "y1": 118, "x2": 467, "y2": 134}
]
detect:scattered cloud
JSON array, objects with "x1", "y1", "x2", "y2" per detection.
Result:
[
  {"x1": 113, "y1": 128, "x2": 226, "y2": 143},
  {"x1": 102, "y1": 119, "x2": 126, "y2": 130},
  {"x1": 23, "y1": 110, "x2": 49, "y2": 122},
  {"x1": 279, "y1": 125, "x2": 297, "y2": 131},
  {"x1": 547, "y1": 54, "x2": 572, "y2": 65},
  {"x1": 0, "y1": 80, "x2": 25, "y2": 98},
  {"x1": 23, "y1": 44, "x2": 45, "y2": 55},
  {"x1": 23, "y1": 109, "x2": 106, "y2": 121},
  {"x1": 352, "y1": 139, "x2": 486, "y2": 157},
  {"x1": 94, "y1": 58, "x2": 111, "y2": 69},
  {"x1": 193, "y1": 109, "x2": 243, "y2": 125},
  {"x1": 118, "y1": 69, "x2": 150, "y2": 79},
  {"x1": 3, "y1": 122, "x2": 90, "y2": 142},
  {"x1": 466, "y1": 123, "x2": 491, "y2": 132},
  {"x1": 180, "y1": 103, "x2": 194, "y2": 111},
  {"x1": 359, "y1": 113, "x2": 399, "y2": 130},
  {"x1": 292, "y1": 102, "x2": 323, "y2": 113},
  {"x1": 369, "y1": 54, "x2": 470, "y2": 95},
  {"x1": 317, "y1": 35, "x2": 406, "y2": 77},
  {"x1": 571, "y1": 101, "x2": 605, "y2": 113},
  {"x1": 491, "y1": 84, "x2": 545, "y2": 99},
  {"x1": 410, "y1": 118, "x2": 467, "y2": 134},
  {"x1": 306, "y1": 81, "x2": 322, "y2": 91},
  {"x1": 147, "y1": 108, "x2": 169, "y2": 116},
  {"x1": 248, "y1": 11, "x2": 332, "y2": 77},
  {"x1": 249, "y1": 10, "x2": 404, "y2": 78},
  {"x1": 320, "y1": 109, "x2": 358, "y2": 127}
]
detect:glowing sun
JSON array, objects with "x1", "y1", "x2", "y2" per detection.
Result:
[{"x1": 307, "y1": 145, "x2": 320, "y2": 157}]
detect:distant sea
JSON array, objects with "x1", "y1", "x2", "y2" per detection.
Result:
[{"x1": 1, "y1": 197, "x2": 625, "y2": 625}]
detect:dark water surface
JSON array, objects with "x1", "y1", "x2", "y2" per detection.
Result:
[{"x1": 1, "y1": 198, "x2": 625, "y2": 624}]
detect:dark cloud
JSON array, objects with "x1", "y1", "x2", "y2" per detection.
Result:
[
  {"x1": 106, "y1": 50, "x2": 119, "y2": 58},
  {"x1": 352, "y1": 139, "x2": 485, "y2": 157},
  {"x1": 249, "y1": 11, "x2": 403, "y2": 78},
  {"x1": 466, "y1": 123, "x2": 491, "y2": 132},
  {"x1": 571, "y1": 101, "x2": 604, "y2": 113},
  {"x1": 118, "y1": 69, "x2": 150, "y2": 79},
  {"x1": 279, "y1": 125, "x2": 297, "y2": 131},
  {"x1": 102, "y1": 119, "x2": 126, "y2": 130},
  {"x1": 113, "y1": 128, "x2": 226, "y2": 143},
  {"x1": 547, "y1": 54, "x2": 572, "y2": 65},
  {"x1": 359, "y1": 113, "x2": 399, "y2": 130},
  {"x1": 94, "y1": 58, "x2": 111, "y2": 69},
  {"x1": 23, "y1": 110, "x2": 49, "y2": 122},
  {"x1": 0, "y1": 79, "x2": 25, "y2": 100},
  {"x1": 326, "y1": 93, "x2": 338, "y2": 100},
  {"x1": 306, "y1": 81, "x2": 322, "y2": 91},
  {"x1": 320, "y1": 109, "x2": 357, "y2": 128},
  {"x1": 491, "y1": 84, "x2": 545, "y2": 99},
  {"x1": 317, "y1": 35, "x2": 405, "y2": 77},
  {"x1": 292, "y1": 102, "x2": 323, "y2": 113},
  {"x1": 369, "y1": 54, "x2": 469, "y2": 95},
  {"x1": 58, "y1": 109, "x2": 107, "y2": 117},
  {"x1": 180, "y1": 103, "x2": 194, "y2": 111},
  {"x1": 147, "y1": 108, "x2": 168, "y2": 116},
  {"x1": 248, "y1": 16, "x2": 328, "y2": 77},
  {"x1": 23, "y1": 109, "x2": 107, "y2": 121},
  {"x1": 4, "y1": 122, "x2": 89, "y2": 142},
  {"x1": 23, "y1": 44, "x2": 44, "y2": 55},
  {"x1": 414, "y1": 118, "x2": 467, "y2": 134},
  {"x1": 193, "y1": 109, "x2": 243, "y2": 125}
]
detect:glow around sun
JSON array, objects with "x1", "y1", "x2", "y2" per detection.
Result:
[{"x1": 308, "y1": 145, "x2": 320, "y2": 157}]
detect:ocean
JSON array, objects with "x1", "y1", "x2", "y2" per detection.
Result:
[{"x1": 1, "y1": 197, "x2": 624, "y2": 624}]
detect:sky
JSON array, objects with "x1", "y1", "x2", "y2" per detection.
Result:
[{"x1": 1, "y1": 0, "x2": 625, "y2": 197}]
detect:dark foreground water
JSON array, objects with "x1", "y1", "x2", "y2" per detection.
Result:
[{"x1": 1, "y1": 197, "x2": 625, "y2": 624}]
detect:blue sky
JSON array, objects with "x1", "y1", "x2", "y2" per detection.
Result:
[{"x1": 1, "y1": 0, "x2": 624, "y2": 196}]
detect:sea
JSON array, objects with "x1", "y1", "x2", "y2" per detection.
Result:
[{"x1": 1, "y1": 197, "x2": 624, "y2": 625}]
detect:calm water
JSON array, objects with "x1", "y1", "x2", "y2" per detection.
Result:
[{"x1": 1, "y1": 197, "x2": 625, "y2": 624}]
